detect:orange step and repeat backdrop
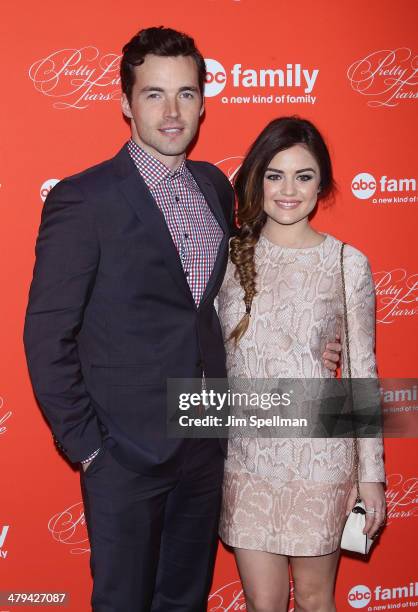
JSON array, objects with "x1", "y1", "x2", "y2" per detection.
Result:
[{"x1": 1, "y1": 1, "x2": 417, "y2": 610}]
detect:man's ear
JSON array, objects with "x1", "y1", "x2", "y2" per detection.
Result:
[
  {"x1": 121, "y1": 93, "x2": 133, "y2": 119},
  {"x1": 199, "y1": 100, "x2": 205, "y2": 117}
]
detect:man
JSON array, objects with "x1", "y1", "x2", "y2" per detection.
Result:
[{"x1": 24, "y1": 27, "x2": 340, "y2": 611}]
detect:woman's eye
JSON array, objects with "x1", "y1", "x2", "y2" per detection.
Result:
[
  {"x1": 266, "y1": 174, "x2": 281, "y2": 180},
  {"x1": 298, "y1": 174, "x2": 314, "y2": 181}
]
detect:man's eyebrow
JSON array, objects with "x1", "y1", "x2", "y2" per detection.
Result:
[
  {"x1": 265, "y1": 167, "x2": 317, "y2": 173},
  {"x1": 139, "y1": 86, "x2": 164, "y2": 93},
  {"x1": 139, "y1": 86, "x2": 199, "y2": 93}
]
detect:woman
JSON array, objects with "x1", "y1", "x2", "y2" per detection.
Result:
[{"x1": 218, "y1": 117, "x2": 386, "y2": 612}]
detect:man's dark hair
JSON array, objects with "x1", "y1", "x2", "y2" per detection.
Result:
[{"x1": 120, "y1": 26, "x2": 207, "y2": 103}]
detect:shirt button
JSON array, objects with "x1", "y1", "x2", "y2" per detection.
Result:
[
  {"x1": 184, "y1": 233, "x2": 189, "y2": 239},
  {"x1": 175, "y1": 196, "x2": 180, "y2": 202},
  {"x1": 185, "y1": 271, "x2": 190, "y2": 277}
]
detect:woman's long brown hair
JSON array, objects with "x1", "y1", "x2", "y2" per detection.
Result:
[{"x1": 229, "y1": 116, "x2": 336, "y2": 344}]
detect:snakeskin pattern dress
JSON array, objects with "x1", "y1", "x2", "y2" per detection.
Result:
[{"x1": 218, "y1": 233, "x2": 385, "y2": 556}]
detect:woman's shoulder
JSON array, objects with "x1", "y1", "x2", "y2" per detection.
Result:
[
  {"x1": 325, "y1": 234, "x2": 370, "y2": 269},
  {"x1": 325, "y1": 236, "x2": 374, "y2": 305}
]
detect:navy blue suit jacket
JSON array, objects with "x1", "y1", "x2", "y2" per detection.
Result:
[{"x1": 24, "y1": 144, "x2": 235, "y2": 473}]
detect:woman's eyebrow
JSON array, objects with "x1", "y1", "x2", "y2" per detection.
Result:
[{"x1": 265, "y1": 167, "x2": 317, "y2": 173}]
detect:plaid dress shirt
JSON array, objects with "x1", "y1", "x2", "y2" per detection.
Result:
[{"x1": 127, "y1": 139, "x2": 223, "y2": 305}]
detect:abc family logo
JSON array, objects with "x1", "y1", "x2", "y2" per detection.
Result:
[
  {"x1": 0, "y1": 525, "x2": 9, "y2": 559},
  {"x1": 204, "y1": 58, "x2": 319, "y2": 105},
  {"x1": 40, "y1": 179, "x2": 60, "y2": 203},
  {"x1": 348, "y1": 582, "x2": 418, "y2": 609},
  {"x1": 351, "y1": 172, "x2": 417, "y2": 204}
]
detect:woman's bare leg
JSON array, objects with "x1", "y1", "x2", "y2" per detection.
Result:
[
  {"x1": 290, "y1": 549, "x2": 340, "y2": 612},
  {"x1": 234, "y1": 547, "x2": 290, "y2": 612}
]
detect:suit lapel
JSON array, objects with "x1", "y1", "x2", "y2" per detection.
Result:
[
  {"x1": 186, "y1": 162, "x2": 230, "y2": 306},
  {"x1": 114, "y1": 146, "x2": 195, "y2": 306},
  {"x1": 186, "y1": 162, "x2": 229, "y2": 236}
]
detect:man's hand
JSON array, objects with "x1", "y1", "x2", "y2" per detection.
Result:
[
  {"x1": 80, "y1": 447, "x2": 102, "y2": 472},
  {"x1": 322, "y1": 334, "x2": 342, "y2": 375},
  {"x1": 81, "y1": 459, "x2": 93, "y2": 472}
]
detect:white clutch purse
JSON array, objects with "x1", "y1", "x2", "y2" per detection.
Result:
[{"x1": 341, "y1": 500, "x2": 373, "y2": 554}]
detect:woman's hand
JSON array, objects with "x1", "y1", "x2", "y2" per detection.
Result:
[
  {"x1": 359, "y1": 482, "x2": 386, "y2": 538},
  {"x1": 346, "y1": 482, "x2": 386, "y2": 539}
]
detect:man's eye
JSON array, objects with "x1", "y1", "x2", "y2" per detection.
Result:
[
  {"x1": 147, "y1": 93, "x2": 161, "y2": 99},
  {"x1": 180, "y1": 92, "x2": 194, "y2": 99}
]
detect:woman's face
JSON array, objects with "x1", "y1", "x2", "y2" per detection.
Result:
[{"x1": 263, "y1": 144, "x2": 321, "y2": 228}]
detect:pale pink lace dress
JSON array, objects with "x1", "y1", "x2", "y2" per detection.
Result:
[{"x1": 218, "y1": 234, "x2": 385, "y2": 556}]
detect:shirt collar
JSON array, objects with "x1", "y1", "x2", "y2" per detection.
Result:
[{"x1": 127, "y1": 139, "x2": 188, "y2": 190}]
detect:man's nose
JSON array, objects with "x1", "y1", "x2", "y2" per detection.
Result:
[{"x1": 164, "y1": 97, "x2": 180, "y2": 118}]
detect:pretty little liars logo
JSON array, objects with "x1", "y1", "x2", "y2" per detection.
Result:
[
  {"x1": 373, "y1": 268, "x2": 418, "y2": 324},
  {"x1": 208, "y1": 579, "x2": 295, "y2": 611},
  {"x1": 214, "y1": 157, "x2": 243, "y2": 185},
  {"x1": 0, "y1": 396, "x2": 12, "y2": 436},
  {"x1": 28, "y1": 47, "x2": 121, "y2": 109},
  {"x1": 208, "y1": 580, "x2": 246, "y2": 610},
  {"x1": 385, "y1": 473, "x2": 418, "y2": 525},
  {"x1": 48, "y1": 501, "x2": 90, "y2": 554},
  {"x1": 347, "y1": 47, "x2": 418, "y2": 108}
]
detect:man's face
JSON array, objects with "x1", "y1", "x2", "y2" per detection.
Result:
[{"x1": 121, "y1": 54, "x2": 204, "y2": 169}]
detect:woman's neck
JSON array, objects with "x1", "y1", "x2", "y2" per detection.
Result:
[{"x1": 261, "y1": 220, "x2": 324, "y2": 249}]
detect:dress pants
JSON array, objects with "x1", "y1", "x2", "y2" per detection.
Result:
[{"x1": 81, "y1": 438, "x2": 224, "y2": 612}]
